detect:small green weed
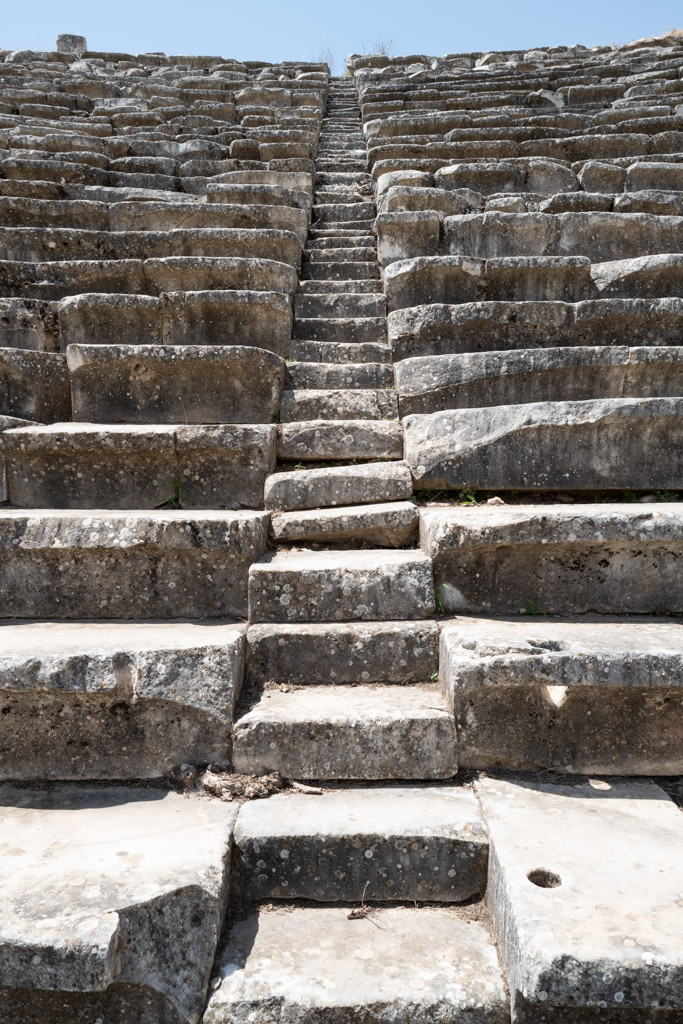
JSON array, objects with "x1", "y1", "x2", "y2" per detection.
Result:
[
  {"x1": 458, "y1": 485, "x2": 478, "y2": 506},
  {"x1": 622, "y1": 490, "x2": 638, "y2": 502},
  {"x1": 435, "y1": 586, "x2": 446, "y2": 616},
  {"x1": 521, "y1": 597, "x2": 545, "y2": 617},
  {"x1": 656, "y1": 490, "x2": 680, "y2": 502},
  {"x1": 157, "y1": 475, "x2": 187, "y2": 510},
  {"x1": 430, "y1": 671, "x2": 439, "y2": 682}
]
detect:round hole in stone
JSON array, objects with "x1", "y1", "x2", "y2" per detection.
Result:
[{"x1": 527, "y1": 868, "x2": 561, "y2": 889}]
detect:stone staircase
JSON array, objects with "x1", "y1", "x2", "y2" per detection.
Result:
[{"x1": 0, "y1": 34, "x2": 682, "y2": 1024}]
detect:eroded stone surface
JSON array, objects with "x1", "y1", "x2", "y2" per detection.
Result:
[
  {"x1": 205, "y1": 905, "x2": 507, "y2": 1024},
  {"x1": 0, "y1": 785, "x2": 235, "y2": 1023},
  {"x1": 477, "y1": 777, "x2": 683, "y2": 1022}
]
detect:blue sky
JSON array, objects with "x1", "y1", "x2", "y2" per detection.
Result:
[{"x1": 2, "y1": 0, "x2": 682, "y2": 74}]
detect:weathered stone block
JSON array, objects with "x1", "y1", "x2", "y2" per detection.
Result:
[
  {"x1": 404, "y1": 398, "x2": 683, "y2": 491},
  {"x1": 0, "y1": 423, "x2": 277, "y2": 509},
  {"x1": 233, "y1": 786, "x2": 487, "y2": 900},
  {"x1": 264, "y1": 461, "x2": 412, "y2": 511},
  {"x1": 477, "y1": 777, "x2": 683, "y2": 1023},
  {"x1": 271, "y1": 501, "x2": 419, "y2": 546},
  {"x1": 232, "y1": 685, "x2": 456, "y2": 779},
  {"x1": 0, "y1": 510, "x2": 269, "y2": 619},
  {"x1": 441, "y1": 617, "x2": 683, "y2": 774},
  {"x1": 0, "y1": 785, "x2": 235, "y2": 1023},
  {"x1": 67, "y1": 344, "x2": 284, "y2": 424},
  {"x1": 420, "y1": 505, "x2": 683, "y2": 614},
  {"x1": 277, "y1": 420, "x2": 403, "y2": 460},
  {"x1": 0, "y1": 349, "x2": 70, "y2": 421},
  {"x1": 0, "y1": 621, "x2": 244, "y2": 779}
]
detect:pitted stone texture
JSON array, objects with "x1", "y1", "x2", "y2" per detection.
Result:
[
  {"x1": 205, "y1": 905, "x2": 507, "y2": 1024},
  {"x1": 440, "y1": 617, "x2": 683, "y2": 774},
  {"x1": 264, "y1": 461, "x2": 412, "y2": 511},
  {"x1": 233, "y1": 785, "x2": 487, "y2": 901},
  {"x1": 477, "y1": 776, "x2": 683, "y2": 1024},
  {"x1": 0, "y1": 350, "x2": 70, "y2": 422},
  {"x1": 67, "y1": 344, "x2": 284, "y2": 424},
  {"x1": 0, "y1": 510, "x2": 269, "y2": 620},
  {"x1": 395, "y1": 348, "x2": 683, "y2": 415},
  {"x1": 232, "y1": 685, "x2": 456, "y2": 779},
  {"x1": 280, "y1": 388, "x2": 398, "y2": 421},
  {"x1": 277, "y1": 420, "x2": 403, "y2": 460},
  {"x1": 271, "y1": 501, "x2": 419, "y2": 546},
  {"x1": 0, "y1": 621, "x2": 244, "y2": 779},
  {"x1": 246, "y1": 620, "x2": 438, "y2": 686},
  {"x1": 404, "y1": 398, "x2": 683, "y2": 491},
  {"x1": 420, "y1": 505, "x2": 683, "y2": 615},
  {"x1": 249, "y1": 549, "x2": 435, "y2": 622},
  {"x1": 0, "y1": 785, "x2": 235, "y2": 1024},
  {"x1": 0, "y1": 423, "x2": 277, "y2": 509}
]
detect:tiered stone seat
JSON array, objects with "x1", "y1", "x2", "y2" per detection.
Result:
[{"x1": 1, "y1": 34, "x2": 682, "y2": 1024}]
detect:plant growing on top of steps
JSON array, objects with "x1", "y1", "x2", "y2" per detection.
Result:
[
  {"x1": 156, "y1": 475, "x2": 187, "y2": 510},
  {"x1": 458, "y1": 485, "x2": 479, "y2": 506},
  {"x1": 521, "y1": 597, "x2": 546, "y2": 617}
]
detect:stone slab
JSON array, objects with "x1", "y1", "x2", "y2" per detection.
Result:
[
  {"x1": 264, "y1": 461, "x2": 412, "y2": 511},
  {"x1": 271, "y1": 500, "x2": 419, "y2": 546},
  {"x1": 0, "y1": 510, "x2": 269, "y2": 620},
  {"x1": 420, "y1": 505, "x2": 683, "y2": 615},
  {"x1": 441, "y1": 617, "x2": 683, "y2": 774},
  {"x1": 232, "y1": 685, "x2": 457, "y2": 779},
  {"x1": 0, "y1": 423, "x2": 277, "y2": 509},
  {"x1": 277, "y1": 420, "x2": 403, "y2": 460},
  {"x1": 0, "y1": 785, "x2": 235, "y2": 1024},
  {"x1": 245, "y1": 620, "x2": 439, "y2": 685},
  {"x1": 404, "y1": 398, "x2": 683, "y2": 491},
  {"x1": 0, "y1": 621, "x2": 244, "y2": 779},
  {"x1": 477, "y1": 776, "x2": 683, "y2": 1023},
  {"x1": 205, "y1": 905, "x2": 507, "y2": 1024},
  {"x1": 233, "y1": 785, "x2": 487, "y2": 901},
  {"x1": 67, "y1": 344, "x2": 284, "y2": 424},
  {"x1": 249, "y1": 548, "x2": 435, "y2": 622}
]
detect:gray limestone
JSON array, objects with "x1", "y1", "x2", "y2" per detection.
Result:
[
  {"x1": 441, "y1": 617, "x2": 683, "y2": 774},
  {"x1": 0, "y1": 423, "x2": 277, "y2": 509},
  {"x1": 233, "y1": 785, "x2": 487, "y2": 900},
  {"x1": 403, "y1": 398, "x2": 683, "y2": 491},
  {"x1": 249, "y1": 548, "x2": 435, "y2": 622},
  {"x1": 420, "y1": 504, "x2": 683, "y2": 614},
  {"x1": 0, "y1": 349, "x2": 70, "y2": 422},
  {"x1": 232, "y1": 685, "x2": 457, "y2": 779},
  {"x1": 245, "y1": 620, "x2": 439, "y2": 685},
  {"x1": 264, "y1": 461, "x2": 412, "y2": 511},
  {"x1": 67, "y1": 344, "x2": 284, "y2": 424},
  {"x1": 280, "y1": 388, "x2": 398, "y2": 421},
  {"x1": 277, "y1": 420, "x2": 403, "y2": 460},
  {"x1": 0, "y1": 785, "x2": 235, "y2": 1023},
  {"x1": 205, "y1": 906, "x2": 507, "y2": 1024},
  {"x1": 0, "y1": 621, "x2": 245, "y2": 779},
  {"x1": 271, "y1": 500, "x2": 419, "y2": 546},
  {"x1": 0, "y1": 509, "x2": 269, "y2": 620},
  {"x1": 477, "y1": 776, "x2": 683, "y2": 1023}
]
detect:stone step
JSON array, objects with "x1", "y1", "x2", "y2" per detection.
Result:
[
  {"x1": 245, "y1": 620, "x2": 438, "y2": 686},
  {"x1": 285, "y1": 361, "x2": 393, "y2": 389},
  {"x1": 0, "y1": 509, "x2": 269, "y2": 620},
  {"x1": 315, "y1": 172, "x2": 372, "y2": 185},
  {"x1": 477, "y1": 776, "x2": 683, "y2": 1023},
  {"x1": 67, "y1": 343, "x2": 284, "y2": 424},
  {"x1": 280, "y1": 388, "x2": 398, "y2": 421},
  {"x1": 395, "y1": 346, "x2": 683, "y2": 415},
  {"x1": 0, "y1": 349, "x2": 70, "y2": 422},
  {"x1": 441, "y1": 616, "x2": 683, "y2": 774},
  {"x1": 297, "y1": 279, "x2": 383, "y2": 293},
  {"x1": 0, "y1": 423, "x2": 277, "y2": 509},
  {"x1": 321, "y1": 218, "x2": 376, "y2": 233},
  {"x1": 0, "y1": 620, "x2": 245, "y2": 779},
  {"x1": 301, "y1": 261, "x2": 380, "y2": 280},
  {"x1": 289, "y1": 339, "x2": 392, "y2": 363},
  {"x1": 304, "y1": 246, "x2": 377, "y2": 263},
  {"x1": 232, "y1": 685, "x2": 456, "y2": 779},
  {"x1": 248, "y1": 548, "x2": 435, "y2": 623},
  {"x1": 404, "y1": 397, "x2": 683, "y2": 492},
  {"x1": 306, "y1": 233, "x2": 376, "y2": 248},
  {"x1": 277, "y1": 419, "x2": 402, "y2": 460},
  {"x1": 294, "y1": 290, "x2": 385, "y2": 317},
  {"x1": 204, "y1": 906, "x2": 506, "y2": 1024},
  {"x1": 264, "y1": 461, "x2": 412, "y2": 512},
  {"x1": 293, "y1": 316, "x2": 387, "y2": 343},
  {"x1": 421, "y1": 504, "x2": 683, "y2": 615},
  {"x1": 232, "y1": 784, "x2": 487, "y2": 901},
  {"x1": 0, "y1": 784, "x2": 235, "y2": 1022},
  {"x1": 271, "y1": 500, "x2": 419, "y2": 547}
]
